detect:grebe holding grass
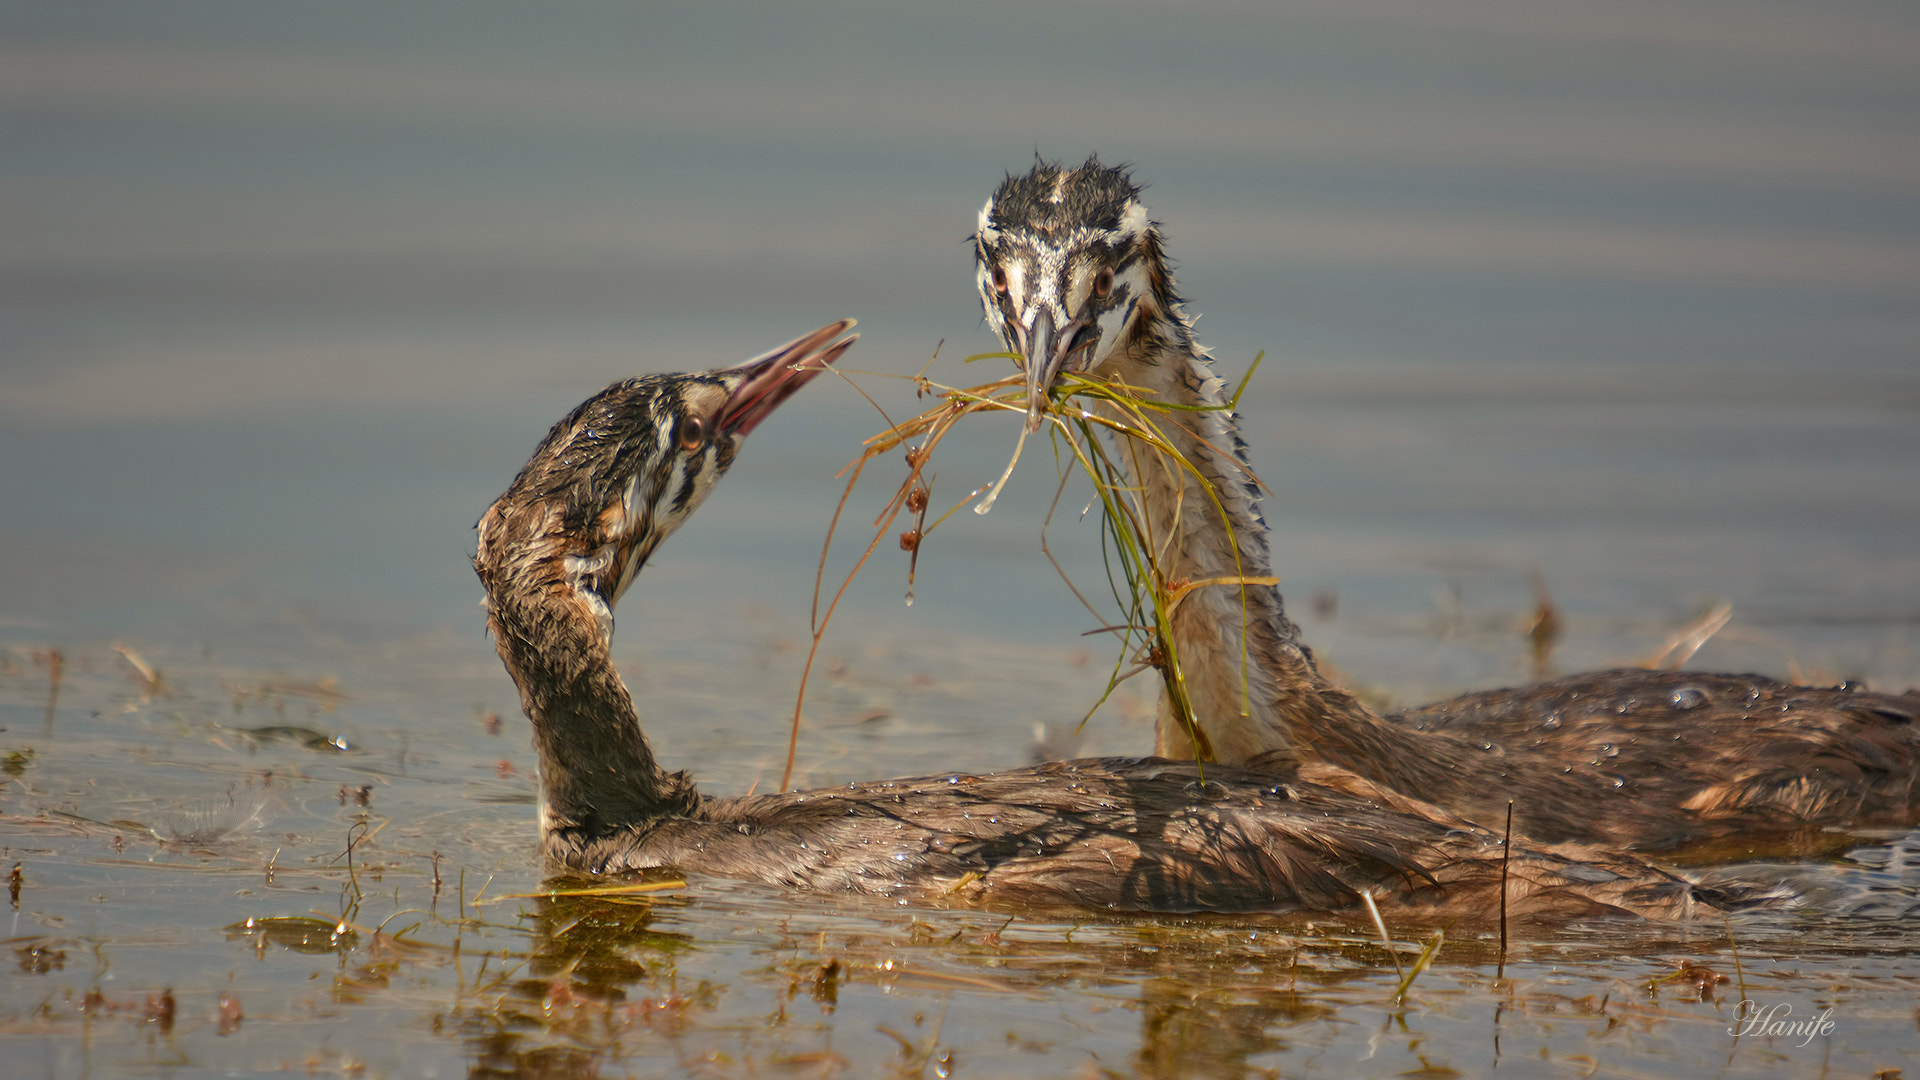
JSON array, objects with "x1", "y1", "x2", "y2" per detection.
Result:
[
  {"x1": 474, "y1": 319, "x2": 1746, "y2": 919},
  {"x1": 973, "y1": 157, "x2": 1918, "y2": 855}
]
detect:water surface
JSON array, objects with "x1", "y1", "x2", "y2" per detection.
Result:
[{"x1": 4, "y1": 2, "x2": 1918, "y2": 1075}]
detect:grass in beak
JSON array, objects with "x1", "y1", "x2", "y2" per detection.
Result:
[{"x1": 783, "y1": 349, "x2": 1275, "y2": 790}]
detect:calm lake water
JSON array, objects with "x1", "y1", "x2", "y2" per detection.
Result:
[{"x1": 4, "y1": 2, "x2": 1918, "y2": 1076}]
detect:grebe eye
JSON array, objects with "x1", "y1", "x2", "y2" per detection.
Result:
[
  {"x1": 1093, "y1": 268, "x2": 1114, "y2": 299},
  {"x1": 679, "y1": 416, "x2": 707, "y2": 451},
  {"x1": 990, "y1": 266, "x2": 1009, "y2": 294}
]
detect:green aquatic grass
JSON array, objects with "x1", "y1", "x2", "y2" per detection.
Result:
[{"x1": 787, "y1": 349, "x2": 1277, "y2": 786}]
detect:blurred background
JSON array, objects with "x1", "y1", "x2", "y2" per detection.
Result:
[{"x1": 3, "y1": 0, "x2": 1917, "y2": 708}]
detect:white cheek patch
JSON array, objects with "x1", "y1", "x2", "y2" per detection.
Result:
[
  {"x1": 685, "y1": 451, "x2": 720, "y2": 510},
  {"x1": 1112, "y1": 262, "x2": 1152, "y2": 307},
  {"x1": 975, "y1": 263, "x2": 1006, "y2": 332},
  {"x1": 1092, "y1": 304, "x2": 1135, "y2": 369},
  {"x1": 1090, "y1": 263, "x2": 1153, "y2": 368},
  {"x1": 663, "y1": 455, "x2": 686, "y2": 513},
  {"x1": 652, "y1": 448, "x2": 720, "y2": 536}
]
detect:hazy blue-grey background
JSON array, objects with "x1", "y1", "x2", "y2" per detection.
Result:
[{"x1": 4, "y1": 0, "x2": 1917, "y2": 698}]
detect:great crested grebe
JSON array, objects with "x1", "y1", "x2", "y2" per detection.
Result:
[
  {"x1": 973, "y1": 157, "x2": 1918, "y2": 855},
  {"x1": 474, "y1": 320, "x2": 1743, "y2": 919}
]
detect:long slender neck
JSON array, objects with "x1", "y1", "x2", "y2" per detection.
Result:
[
  {"x1": 1100, "y1": 315, "x2": 1381, "y2": 765},
  {"x1": 481, "y1": 578, "x2": 698, "y2": 844}
]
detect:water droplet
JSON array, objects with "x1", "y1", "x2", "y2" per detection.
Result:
[{"x1": 1669, "y1": 686, "x2": 1710, "y2": 711}]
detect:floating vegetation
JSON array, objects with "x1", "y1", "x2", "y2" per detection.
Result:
[
  {"x1": 491, "y1": 875, "x2": 688, "y2": 904},
  {"x1": 112, "y1": 643, "x2": 165, "y2": 697},
  {"x1": 233, "y1": 725, "x2": 352, "y2": 752},
  {"x1": 226, "y1": 914, "x2": 361, "y2": 956},
  {"x1": 1647, "y1": 958, "x2": 1731, "y2": 1003}
]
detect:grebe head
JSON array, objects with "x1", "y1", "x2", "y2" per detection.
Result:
[
  {"x1": 476, "y1": 320, "x2": 857, "y2": 625},
  {"x1": 973, "y1": 156, "x2": 1176, "y2": 431}
]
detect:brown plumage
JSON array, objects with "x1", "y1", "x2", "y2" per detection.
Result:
[
  {"x1": 473, "y1": 319, "x2": 1754, "y2": 921},
  {"x1": 974, "y1": 157, "x2": 1919, "y2": 855},
  {"x1": 1368, "y1": 670, "x2": 1918, "y2": 854}
]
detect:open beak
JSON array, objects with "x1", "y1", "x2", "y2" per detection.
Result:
[
  {"x1": 718, "y1": 319, "x2": 859, "y2": 436},
  {"x1": 1018, "y1": 308, "x2": 1093, "y2": 433}
]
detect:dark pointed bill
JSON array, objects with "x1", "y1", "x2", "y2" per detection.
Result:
[
  {"x1": 718, "y1": 319, "x2": 859, "y2": 436},
  {"x1": 1021, "y1": 309, "x2": 1061, "y2": 433},
  {"x1": 1020, "y1": 309, "x2": 1094, "y2": 433}
]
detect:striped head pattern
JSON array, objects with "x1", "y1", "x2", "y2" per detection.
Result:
[
  {"x1": 475, "y1": 321, "x2": 855, "y2": 636},
  {"x1": 973, "y1": 156, "x2": 1177, "y2": 430}
]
